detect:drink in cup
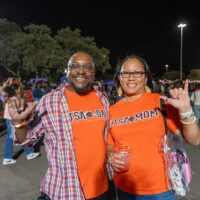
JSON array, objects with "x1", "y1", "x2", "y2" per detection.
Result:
[{"x1": 116, "y1": 144, "x2": 132, "y2": 172}]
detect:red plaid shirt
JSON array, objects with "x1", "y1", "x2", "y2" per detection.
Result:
[{"x1": 23, "y1": 83, "x2": 111, "y2": 200}]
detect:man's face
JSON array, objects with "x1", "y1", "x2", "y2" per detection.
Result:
[{"x1": 67, "y1": 52, "x2": 95, "y2": 93}]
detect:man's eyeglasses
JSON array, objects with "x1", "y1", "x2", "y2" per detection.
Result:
[
  {"x1": 69, "y1": 63, "x2": 94, "y2": 73},
  {"x1": 120, "y1": 71, "x2": 146, "y2": 78}
]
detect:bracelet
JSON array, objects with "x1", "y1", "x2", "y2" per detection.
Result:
[
  {"x1": 179, "y1": 109, "x2": 195, "y2": 120},
  {"x1": 179, "y1": 109, "x2": 193, "y2": 116},
  {"x1": 180, "y1": 116, "x2": 196, "y2": 125},
  {"x1": 13, "y1": 121, "x2": 27, "y2": 128}
]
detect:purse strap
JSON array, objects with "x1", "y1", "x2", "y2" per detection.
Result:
[{"x1": 160, "y1": 99, "x2": 167, "y2": 129}]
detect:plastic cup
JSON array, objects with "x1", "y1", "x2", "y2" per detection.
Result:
[{"x1": 116, "y1": 144, "x2": 132, "y2": 172}]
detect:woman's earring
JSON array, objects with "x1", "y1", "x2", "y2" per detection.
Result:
[
  {"x1": 145, "y1": 85, "x2": 151, "y2": 93},
  {"x1": 117, "y1": 86, "x2": 123, "y2": 96}
]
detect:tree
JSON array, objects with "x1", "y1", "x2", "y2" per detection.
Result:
[
  {"x1": 55, "y1": 27, "x2": 111, "y2": 74},
  {"x1": 187, "y1": 69, "x2": 200, "y2": 80},
  {"x1": 0, "y1": 18, "x2": 111, "y2": 82},
  {"x1": 0, "y1": 18, "x2": 22, "y2": 76},
  {"x1": 163, "y1": 70, "x2": 185, "y2": 80},
  {"x1": 0, "y1": 18, "x2": 21, "y2": 40},
  {"x1": 22, "y1": 24, "x2": 67, "y2": 81}
]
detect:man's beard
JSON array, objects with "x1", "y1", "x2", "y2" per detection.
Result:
[{"x1": 71, "y1": 82, "x2": 92, "y2": 94}]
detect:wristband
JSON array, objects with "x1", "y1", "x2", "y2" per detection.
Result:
[
  {"x1": 179, "y1": 109, "x2": 194, "y2": 120},
  {"x1": 180, "y1": 116, "x2": 196, "y2": 125},
  {"x1": 13, "y1": 121, "x2": 27, "y2": 128}
]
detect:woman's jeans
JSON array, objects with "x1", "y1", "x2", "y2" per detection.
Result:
[
  {"x1": 3, "y1": 119, "x2": 34, "y2": 159},
  {"x1": 116, "y1": 189, "x2": 175, "y2": 200}
]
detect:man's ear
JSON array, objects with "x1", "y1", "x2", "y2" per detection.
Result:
[
  {"x1": 65, "y1": 68, "x2": 69, "y2": 76},
  {"x1": 92, "y1": 71, "x2": 95, "y2": 81}
]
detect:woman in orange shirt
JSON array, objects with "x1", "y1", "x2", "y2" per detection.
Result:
[{"x1": 107, "y1": 54, "x2": 198, "y2": 200}]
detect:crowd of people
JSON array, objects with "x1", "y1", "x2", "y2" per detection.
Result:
[
  {"x1": 0, "y1": 51, "x2": 200, "y2": 200},
  {"x1": 190, "y1": 83, "x2": 200, "y2": 126}
]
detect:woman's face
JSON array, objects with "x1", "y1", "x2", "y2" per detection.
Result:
[{"x1": 119, "y1": 58, "x2": 147, "y2": 100}]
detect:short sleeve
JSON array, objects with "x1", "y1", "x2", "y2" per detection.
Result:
[{"x1": 166, "y1": 103, "x2": 182, "y2": 133}]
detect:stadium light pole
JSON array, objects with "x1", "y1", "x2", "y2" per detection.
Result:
[
  {"x1": 178, "y1": 23, "x2": 187, "y2": 81},
  {"x1": 165, "y1": 64, "x2": 169, "y2": 72}
]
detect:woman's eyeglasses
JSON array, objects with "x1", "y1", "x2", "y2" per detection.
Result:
[{"x1": 120, "y1": 71, "x2": 146, "y2": 78}]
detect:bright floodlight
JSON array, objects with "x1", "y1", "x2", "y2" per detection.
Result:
[{"x1": 178, "y1": 23, "x2": 187, "y2": 28}]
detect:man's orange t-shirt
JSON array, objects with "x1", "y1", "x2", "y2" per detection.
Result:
[
  {"x1": 108, "y1": 93, "x2": 181, "y2": 195},
  {"x1": 66, "y1": 88, "x2": 108, "y2": 199}
]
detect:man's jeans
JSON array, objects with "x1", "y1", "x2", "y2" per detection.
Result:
[
  {"x1": 87, "y1": 191, "x2": 107, "y2": 200},
  {"x1": 38, "y1": 191, "x2": 107, "y2": 200}
]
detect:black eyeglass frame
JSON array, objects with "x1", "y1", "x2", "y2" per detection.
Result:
[{"x1": 119, "y1": 71, "x2": 147, "y2": 78}]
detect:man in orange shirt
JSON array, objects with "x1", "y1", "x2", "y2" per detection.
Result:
[{"x1": 8, "y1": 52, "x2": 110, "y2": 200}]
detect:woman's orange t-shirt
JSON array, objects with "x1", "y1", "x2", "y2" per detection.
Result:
[
  {"x1": 108, "y1": 93, "x2": 181, "y2": 195},
  {"x1": 66, "y1": 88, "x2": 108, "y2": 199}
]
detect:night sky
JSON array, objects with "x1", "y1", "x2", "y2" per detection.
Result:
[{"x1": 0, "y1": 0, "x2": 200, "y2": 76}]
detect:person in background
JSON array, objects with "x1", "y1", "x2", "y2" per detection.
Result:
[
  {"x1": 2, "y1": 84, "x2": 39, "y2": 165},
  {"x1": 4, "y1": 77, "x2": 20, "y2": 86},
  {"x1": 0, "y1": 79, "x2": 4, "y2": 101},
  {"x1": 107, "y1": 54, "x2": 200, "y2": 200},
  {"x1": 24, "y1": 84, "x2": 33, "y2": 106},
  {"x1": 32, "y1": 82, "x2": 43, "y2": 101},
  {"x1": 43, "y1": 82, "x2": 52, "y2": 95},
  {"x1": 190, "y1": 84, "x2": 200, "y2": 126},
  {"x1": 0, "y1": 79, "x2": 4, "y2": 112},
  {"x1": 8, "y1": 52, "x2": 110, "y2": 200}
]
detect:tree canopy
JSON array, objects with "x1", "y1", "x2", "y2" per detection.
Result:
[
  {"x1": 187, "y1": 69, "x2": 200, "y2": 80},
  {"x1": 162, "y1": 70, "x2": 186, "y2": 80},
  {"x1": 0, "y1": 18, "x2": 111, "y2": 82}
]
